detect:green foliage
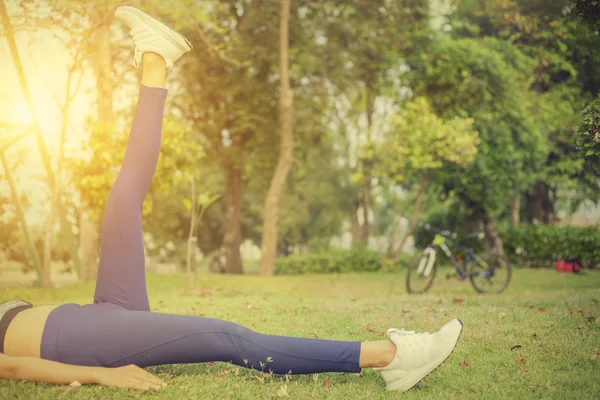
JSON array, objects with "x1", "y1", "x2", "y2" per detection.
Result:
[
  {"x1": 417, "y1": 35, "x2": 548, "y2": 218},
  {"x1": 373, "y1": 97, "x2": 479, "y2": 184},
  {"x1": 574, "y1": 0, "x2": 600, "y2": 30},
  {"x1": 67, "y1": 117, "x2": 203, "y2": 221},
  {"x1": 274, "y1": 247, "x2": 380, "y2": 275},
  {"x1": 576, "y1": 96, "x2": 600, "y2": 170},
  {"x1": 501, "y1": 224, "x2": 600, "y2": 269}
]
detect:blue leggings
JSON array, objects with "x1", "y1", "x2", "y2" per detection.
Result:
[{"x1": 40, "y1": 86, "x2": 361, "y2": 374}]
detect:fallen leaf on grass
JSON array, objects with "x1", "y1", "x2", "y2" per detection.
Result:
[
  {"x1": 538, "y1": 307, "x2": 547, "y2": 312},
  {"x1": 458, "y1": 360, "x2": 470, "y2": 367},
  {"x1": 64, "y1": 381, "x2": 81, "y2": 394},
  {"x1": 276, "y1": 384, "x2": 290, "y2": 397},
  {"x1": 569, "y1": 307, "x2": 575, "y2": 314},
  {"x1": 578, "y1": 322, "x2": 585, "y2": 329},
  {"x1": 510, "y1": 345, "x2": 523, "y2": 351},
  {"x1": 521, "y1": 368, "x2": 529, "y2": 373},
  {"x1": 453, "y1": 298, "x2": 465, "y2": 304},
  {"x1": 218, "y1": 368, "x2": 228, "y2": 377},
  {"x1": 499, "y1": 312, "x2": 506, "y2": 319},
  {"x1": 323, "y1": 379, "x2": 333, "y2": 388},
  {"x1": 310, "y1": 330, "x2": 320, "y2": 338},
  {"x1": 591, "y1": 350, "x2": 600, "y2": 360},
  {"x1": 516, "y1": 357, "x2": 526, "y2": 365},
  {"x1": 364, "y1": 324, "x2": 376, "y2": 332}
]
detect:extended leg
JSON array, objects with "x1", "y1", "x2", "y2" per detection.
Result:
[
  {"x1": 93, "y1": 6, "x2": 192, "y2": 311},
  {"x1": 46, "y1": 304, "x2": 463, "y2": 391},
  {"x1": 93, "y1": 54, "x2": 167, "y2": 311}
]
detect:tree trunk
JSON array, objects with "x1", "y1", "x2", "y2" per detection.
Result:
[
  {"x1": 531, "y1": 182, "x2": 555, "y2": 224},
  {"x1": 0, "y1": 0, "x2": 81, "y2": 277},
  {"x1": 510, "y1": 194, "x2": 520, "y2": 227},
  {"x1": 395, "y1": 182, "x2": 428, "y2": 258},
  {"x1": 532, "y1": 182, "x2": 545, "y2": 223},
  {"x1": 258, "y1": 0, "x2": 294, "y2": 276},
  {"x1": 42, "y1": 207, "x2": 54, "y2": 288},
  {"x1": 186, "y1": 178, "x2": 197, "y2": 289},
  {"x1": 223, "y1": 166, "x2": 244, "y2": 274},
  {"x1": 360, "y1": 87, "x2": 376, "y2": 247},
  {"x1": 1, "y1": 152, "x2": 43, "y2": 280},
  {"x1": 81, "y1": 13, "x2": 114, "y2": 281},
  {"x1": 360, "y1": 197, "x2": 370, "y2": 246},
  {"x1": 350, "y1": 203, "x2": 361, "y2": 247},
  {"x1": 42, "y1": 45, "x2": 80, "y2": 288},
  {"x1": 484, "y1": 216, "x2": 505, "y2": 265},
  {"x1": 365, "y1": 189, "x2": 383, "y2": 264},
  {"x1": 387, "y1": 213, "x2": 400, "y2": 256}
]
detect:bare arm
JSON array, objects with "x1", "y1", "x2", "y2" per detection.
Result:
[{"x1": 0, "y1": 353, "x2": 165, "y2": 391}]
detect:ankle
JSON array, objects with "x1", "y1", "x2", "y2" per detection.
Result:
[
  {"x1": 379, "y1": 345, "x2": 396, "y2": 368},
  {"x1": 142, "y1": 52, "x2": 166, "y2": 70}
]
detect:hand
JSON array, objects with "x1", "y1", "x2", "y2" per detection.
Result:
[{"x1": 94, "y1": 364, "x2": 166, "y2": 391}]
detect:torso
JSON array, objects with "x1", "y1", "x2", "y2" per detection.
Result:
[{"x1": 4, "y1": 306, "x2": 57, "y2": 357}]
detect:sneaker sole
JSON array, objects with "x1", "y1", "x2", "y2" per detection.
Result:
[
  {"x1": 387, "y1": 319, "x2": 464, "y2": 391},
  {"x1": 115, "y1": 6, "x2": 193, "y2": 53}
]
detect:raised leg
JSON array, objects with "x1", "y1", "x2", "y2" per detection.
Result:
[{"x1": 93, "y1": 54, "x2": 167, "y2": 311}]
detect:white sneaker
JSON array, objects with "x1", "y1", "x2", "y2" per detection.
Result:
[
  {"x1": 114, "y1": 6, "x2": 193, "y2": 70},
  {"x1": 377, "y1": 318, "x2": 463, "y2": 391}
]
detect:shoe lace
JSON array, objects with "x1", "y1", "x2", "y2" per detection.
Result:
[
  {"x1": 133, "y1": 47, "x2": 141, "y2": 68},
  {"x1": 387, "y1": 328, "x2": 430, "y2": 338}
]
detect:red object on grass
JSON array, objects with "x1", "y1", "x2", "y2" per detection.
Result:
[{"x1": 556, "y1": 259, "x2": 581, "y2": 273}]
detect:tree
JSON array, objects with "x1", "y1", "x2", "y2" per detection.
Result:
[
  {"x1": 416, "y1": 36, "x2": 547, "y2": 259},
  {"x1": 0, "y1": 130, "x2": 42, "y2": 279},
  {"x1": 370, "y1": 97, "x2": 479, "y2": 257},
  {"x1": 577, "y1": 96, "x2": 600, "y2": 170},
  {"x1": 0, "y1": 0, "x2": 82, "y2": 278},
  {"x1": 449, "y1": 0, "x2": 600, "y2": 223},
  {"x1": 258, "y1": 0, "x2": 294, "y2": 276}
]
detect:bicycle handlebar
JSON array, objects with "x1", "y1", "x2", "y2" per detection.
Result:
[{"x1": 420, "y1": 223, "x2": 484, "y2": 240}]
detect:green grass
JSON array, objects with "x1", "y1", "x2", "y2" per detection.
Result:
[{"x1": 1, "y1": 268, "x2": 599, "y2": 399}]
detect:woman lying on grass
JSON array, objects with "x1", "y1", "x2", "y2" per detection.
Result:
[{"x1": 0, "y1": 6, "x2": 463, "y2": 393}]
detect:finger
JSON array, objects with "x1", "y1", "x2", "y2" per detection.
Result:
[
  {"x1": 138, "y1": 376, "x2": 163, "y2": 391},
  {"x1": 140, "y1": 370, "x2": 166, "y2": 386},
  {"x1": 132, "y1": 382, "x2": 150, "y2": 392}
]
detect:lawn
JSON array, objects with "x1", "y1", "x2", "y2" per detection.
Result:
[{"x1": 1, "y1": 268, "x2": 599, "y2": 399}]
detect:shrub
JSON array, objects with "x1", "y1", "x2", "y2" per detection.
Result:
[
  {"x1": 274, "y1": 247, "x2": 381, "y2": 275},
  {"x1": 501, "y1": 224, "x2": 600, "y2": 269},
  {"x1": 576, "y1": 96, "x2": 600, "y2": 171}
]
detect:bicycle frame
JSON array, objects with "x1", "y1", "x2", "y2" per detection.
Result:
[{"x1": 431, "y1": 234, "x2": 478, "y2": 279}]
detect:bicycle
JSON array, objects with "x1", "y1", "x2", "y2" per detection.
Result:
[{"x1": 406, "y1": 224, "x2": 512, "y2": 294}]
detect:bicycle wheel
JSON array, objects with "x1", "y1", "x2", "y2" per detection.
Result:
[
  {"x1": 468, "y1": 254, "x2": 511, "y2": 294},
  {"x1": 406, "y1": 247, "x2": 437, "y2": 294}
]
